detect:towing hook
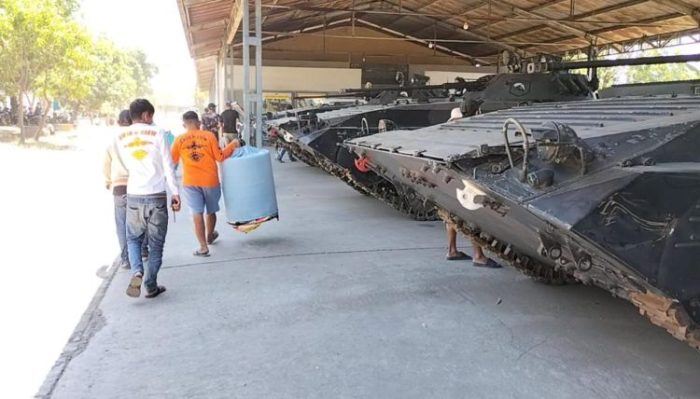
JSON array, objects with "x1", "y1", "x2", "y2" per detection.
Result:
[{"x1": 354, "y1": 157, "x2": 371, "y2": 173}]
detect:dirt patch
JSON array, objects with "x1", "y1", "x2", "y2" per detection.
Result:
[{"x1": 0, "y1": 130, "x2": 76, "y2": 151}]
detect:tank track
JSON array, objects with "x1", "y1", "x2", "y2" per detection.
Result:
[
  {"x1": 312, "y1": 150, "x2": 438, "y2": 221},
  {"x1": 437, "y1": 209, "x2": 574, "y2": 285},
  {"x1": 278, "y1": 140, "x2": 318, "y2": 167},
  {"x1": 276, "y1": 131, "x2": 437, "y2": 220},
  {"x1": 438, "y1": 208, "x2": 700, "y2": 349}
]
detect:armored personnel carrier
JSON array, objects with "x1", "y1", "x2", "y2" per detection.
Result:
[
  {"x1": 277, "y1": 68, "x2": 596, "y2": 220},
  {"x1": 265, "y1": 104, "x2": 348, "y2": 166},
  {"x1": 346, "y1": 92, "x2": 700, "y2": 348}
]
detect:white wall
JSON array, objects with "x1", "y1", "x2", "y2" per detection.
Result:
[{"x1": 232, "y1": 66, "x2": 361, "y2": 93}]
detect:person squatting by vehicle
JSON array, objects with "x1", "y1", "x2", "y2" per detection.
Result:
[{"x1": 444, "y1": 108, "x2": 500, "y2": 268}]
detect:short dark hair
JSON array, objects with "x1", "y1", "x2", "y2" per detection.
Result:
[
  {"x1": 118, "y1": 109, "x2": 132, "y2": 125},
  {"x1": 129, "y1": 99, "x2": 155, "y2": 120},
  {"x1": 207, "y1": 103, "x2": 216, "y2": 110},
  {"x1": 183, "y1": 111, "x2": 199, "y2": 122}
]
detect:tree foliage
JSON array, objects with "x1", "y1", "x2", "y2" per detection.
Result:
[
  {"x1": 84, "y1": 40, "x2": 158, "y2": 115},
  {"x1": 0, "y1": 0, "x2": 158, "y2": 142},
  {"x1": 626, "y1": 50, "x2": 700, "y2": 83},
  {"x1": 564, "y1": 49, "x2": 700, "y2": 91}
]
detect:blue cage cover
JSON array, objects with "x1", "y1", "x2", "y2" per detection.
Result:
[{"x1": 221, "y1": 146, "x2": 279, "y2": 227}]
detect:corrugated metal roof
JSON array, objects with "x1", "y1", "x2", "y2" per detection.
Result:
[{"x1": 178, "y1": 1, "x2": 700, "y2": 90}]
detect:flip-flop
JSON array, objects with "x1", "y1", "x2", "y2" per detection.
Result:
[
  {"x1": 207, "y1": 231, "x2": 219, "y2": 245},
  {"x1": 126, "y1": 273, "x2": 143, "y2": 297},
  {"x1": 473, "y1": 259, "x2": 502, "y2": 268},
  {"x1": 446, "y1": 251, "x2": 472, "y2": 261},
  {"x1": 193, "y1": 249, "x2": 210, "y2": 257},
  {"x1": 145, "y1": 286, "x2": 166, "y2": 298}
]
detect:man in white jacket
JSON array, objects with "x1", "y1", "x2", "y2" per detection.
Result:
[
  {"x1": 104, "y1": 110, "x2": 148, "y2": 269},
  {"x1": 112, "y1": 99, "x2": 181, "y2": 298}
]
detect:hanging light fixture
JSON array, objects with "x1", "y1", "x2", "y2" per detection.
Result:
[{"x1": 463, "y1": 21, "x2": 469, "y2": 30}]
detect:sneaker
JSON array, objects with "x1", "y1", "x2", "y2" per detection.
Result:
[{"x1": 126, "y1": 272, "x2": 143, "y2": 297}]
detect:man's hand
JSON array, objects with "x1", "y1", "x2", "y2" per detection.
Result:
[{"x1": 171, "y1": 195, "x2": 181, "y2": 212}]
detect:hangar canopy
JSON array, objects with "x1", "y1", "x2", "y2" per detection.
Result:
[{"x1": 178, "y1": 0, "x2": 700, "y2": 90}]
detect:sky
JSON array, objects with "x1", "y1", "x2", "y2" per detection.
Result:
[{"x1": 79, "y1": 0, "x2": 196, "y2": 107}]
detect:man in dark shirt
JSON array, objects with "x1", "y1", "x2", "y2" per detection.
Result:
[{"x1": 220, "y1": 102, "x2": 239, "y2": 145}]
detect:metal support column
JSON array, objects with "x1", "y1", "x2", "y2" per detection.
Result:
[
  {"x1": 242, "y1": 0, "x2": 250, "y2": 144},
  {"x1": 254, "y1": 0, "x2": 263, "y2": 148},
  {"x1": 225, "y1": 45, "x2": 234, "y2": 102},
  {"x1": 213, "y1": 58, "x2": 219, "y2": 104},
  {"x1": 241, "y1": 0, "x2": 263, "y2": 147}
]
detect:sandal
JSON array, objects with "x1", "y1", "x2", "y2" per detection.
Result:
[
  {"x1": 145, "y1": 286, "x2": 167, "y2": 298},
  {"x1": 446, "y1": 251, "x2": 472, "y2": 261},
  {"x1": 193, "y1": 249, "x2": 210, "y2": 257},
  {"x1": 473, "y1": 259, "x2": 502, "y2": 268},
  {"x1": 126, "y1": 273, "x2": 143, "y2": 297},
  {"x1": 207, "y1": 231, "x2": 219, "y2": 245}
]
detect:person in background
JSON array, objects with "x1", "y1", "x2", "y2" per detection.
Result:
[
  {"x1": 112, "y1": 99, "x2": 181, "y2": 298},
  {"x1": 272, "y1": 130, "x2": 295, "y2": 163},
  {"x1": 444, "y1": 108, "x2": 500, "y2": 267},
  {"x1": 201, "y1": 103, "x2": 221, "y2": 143},
  {"x1": 171, "y1": 111, "x2": 242, "y2": 257},
  {"x1": 271, "y1": 105, "x2": 296, "y2": 163},
  {"x1": 104, "y1": 110, "x2": 148, "y2": 269},
  {"x1": 219, "y1": 101, "x2": 240, "y2": 145}
]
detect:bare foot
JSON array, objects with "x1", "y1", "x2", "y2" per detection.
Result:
[{"x1": 473, "y1": 256, "x2": 488, "y2": 264}]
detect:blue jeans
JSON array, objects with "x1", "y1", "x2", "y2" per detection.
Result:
[
  {"x1": 276, "y1": 146, "x2": 295, "y2": 161},
  {"x1": 114, "y1": 193, "x2": 148, "y2": 265},
  {"x1": 126, "y1": 193, "x2": 168, "y2": 290}
]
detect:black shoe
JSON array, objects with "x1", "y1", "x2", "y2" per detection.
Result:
[{"x1": 145, "y1": 285, "x2": 167, "y2": 298}]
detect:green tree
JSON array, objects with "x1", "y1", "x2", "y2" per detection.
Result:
[
  {"x1": 627, "y1": 50, "x2": 700, "y2": 83},
  {"x1": 83, "y1": 38, "x2": 158, "y2": 116},
  {"x1": 33, "y1": 19, "x2": 94, "y2": 139},
  {"x1": 0, "y1": 1, "x2": 157, "y2": 141},
  {"x1": 126, "y1": 49, "x2": 158, "y2": 96},
  {"x1": 0, "y1": 0, "x2": 85, "y2": 142}
]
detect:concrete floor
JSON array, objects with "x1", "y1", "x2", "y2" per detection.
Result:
[{"x1": 42, "y1": 160, "x2": 700, "y2": 399}]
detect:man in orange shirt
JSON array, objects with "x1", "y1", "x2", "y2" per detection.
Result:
[{"x1": 171, "y1": 111, "x2": 242, "y2": 256}]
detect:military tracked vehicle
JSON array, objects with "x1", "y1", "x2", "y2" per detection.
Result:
[
  {"x1": 266, "y1": 104, "x2": 350, "y2": 166},
  {"x1": 346, "y1": 92, "x2": 700, "y2": 348},
  {"x1": 276, "y1": 67, "x2": 596, "y2": 220}
]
